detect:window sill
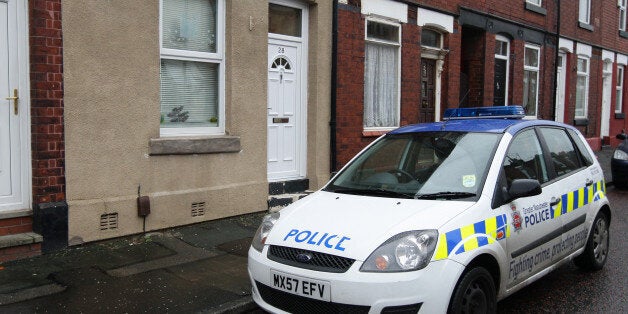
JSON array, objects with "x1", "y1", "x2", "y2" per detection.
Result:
[
  {"x1": 615, "y1": 112, "x2": 625, "y2": 119},
  {"x1": 574, "y1": 118, "x2": 589, "y2": 126},
  {"x1": 362, "y1": 130, "x2": 391, "y2": 137},
  {"x1": 149, "y1": 136, "x2": 241, "y2": 155},
  {"x1": 525, "y1": 3, "x2": 546, "y2": 16},
  {"x1": 620, "y1": 30, "x2": 628, "y2": 39},
  {"x1": 578, "y1": 22, "x2": 594, "y2": 32}
]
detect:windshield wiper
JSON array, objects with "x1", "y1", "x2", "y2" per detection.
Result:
[
  {"x1": 329, "y1": 188, "x2": 415, "y2": 199},
  {"x1": 415, "y1": 191, "x2": 476, "y2": 200}
]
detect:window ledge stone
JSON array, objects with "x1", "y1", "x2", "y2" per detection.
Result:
[
  {"x1": 615, "y1": 112, "x2": 625, "y2": 119},
  {"x1": 574, "y1": 118, "x2": 589, "y2": 126},
  {"x1": 525, "y1": 3, "x2": 547, "y2": 16},
  {"x1": 149, "y1": 136, "x2": 241, "y2": 155},
  {"x1": 578, "y1": 22, "x2": 594, "y2": 32},
  {"x1": 620, "y1": 30, "x2": 628, "y2": 39}
]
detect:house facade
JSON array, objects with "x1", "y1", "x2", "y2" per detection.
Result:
[
  {"x1": 333, "y1": 0, "x2": 628, "y2": 170},
  {"x1": 0, "y1": 0, "x2": 332, "y2": 261}
]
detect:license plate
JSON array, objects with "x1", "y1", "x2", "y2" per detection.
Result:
[{"x1": 270, "y1": 269, "x2": 331, "y2": 302}]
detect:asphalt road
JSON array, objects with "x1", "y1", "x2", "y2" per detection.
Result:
[{"x1": 249, "y1": 186, "x2": 628, "y2": 313}]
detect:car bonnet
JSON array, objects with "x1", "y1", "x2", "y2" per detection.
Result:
[{"x1": 264, "y1": 191, "x2": 475, "y2": 261}]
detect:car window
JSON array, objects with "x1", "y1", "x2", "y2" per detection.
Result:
[
  {"x1": 567, "y1": 129, "x2": 594, "y2": 166},
  {"x1": 327, "y1": 132, "x2": 501, "y2": 199},
  {"x1": 503, "y1": 129, "x2": 548, "y2": 186},
  {"x1": 539, "y1": 127, "x2": 582, "y2": 177}
]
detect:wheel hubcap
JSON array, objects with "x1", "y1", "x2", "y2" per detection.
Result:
[
  {"x1": 462, "y1": 280, "x2": 488, "y2": 314},
  {"x1": 592, "y1": 218, "x2": 609, "y2": 263}
]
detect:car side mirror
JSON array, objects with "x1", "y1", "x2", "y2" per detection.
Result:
[
  {"x1": 617, "y1": 133, "x2": 627, "y2": 140},
  {"x1": 503, "y1": 179, "x2": 542, "y2": 203}
]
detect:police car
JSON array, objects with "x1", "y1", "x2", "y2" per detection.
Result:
[{"x1": 248, "y1": 106, "x2": 611, "y2": 313}]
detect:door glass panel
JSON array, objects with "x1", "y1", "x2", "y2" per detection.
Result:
[
  {"x1": 539, "y1": 128, "x2": 582, "y2": 177},
  {"x1": 269, "y1": 4, "x2": 302, "y2": 37},
  {"x1": 503, "y1": 129, "x2": 548, "y2": 186}
]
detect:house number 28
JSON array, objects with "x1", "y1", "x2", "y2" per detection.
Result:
[{"x1": 278, "y1": 47, "x2": 285, "y2": 54}]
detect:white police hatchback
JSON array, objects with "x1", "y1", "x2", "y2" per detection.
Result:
[{"x1": 248, "y1": 106, "x2": 611, "y2": 313}]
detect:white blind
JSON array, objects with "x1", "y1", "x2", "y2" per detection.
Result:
[
  {"x1": 160, "y1": 59, "x2": 218, "y2": 127},
  {"x1": 162, "y1": 0, "x2": 216, "y2": 53},
  {"x1": 364, "y1": 43, "x2": 399, "y2": 128}
]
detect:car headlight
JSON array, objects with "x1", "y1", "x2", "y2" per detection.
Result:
[
  {"x1": 360, "y1": 230, "x2": 438, "y2": 272},
  {"x1": 613, "y1": 149, "x2": 628, "y2": 161},
  {"x1": 251, "y1": 212, "x2": 280, "y2": 252}
]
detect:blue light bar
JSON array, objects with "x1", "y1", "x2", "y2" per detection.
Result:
[{"x1": 443, "y1": 106, "x2": 525, "y2": 120}]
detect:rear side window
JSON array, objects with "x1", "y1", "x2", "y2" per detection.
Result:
[
  {"x1": 539, "y1": 127, "x2": 582, "y2": 177},
  {"x1": 567, "y1": 129, "x2": 594, "y2": 166},
  {"x1": 503, "y1": 129, "x2": 549, "y2": 186}
]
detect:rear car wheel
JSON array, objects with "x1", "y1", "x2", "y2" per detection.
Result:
[
  {"x1": 448, "y1": 267, "x2": 496, "y2": 314},
  {"x1": 574, "y1": 211, "x2": 610, "y2": 271}
]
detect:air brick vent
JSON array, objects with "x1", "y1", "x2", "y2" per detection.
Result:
[
  {"x1": 191, "y1": 202, "x2": 206, "y2": 217},
  {"x1": 100, "y1": 213, "x2": 118, "y2": 230}
]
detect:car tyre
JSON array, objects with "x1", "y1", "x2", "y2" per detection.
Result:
[
  {"x1": 574, "y1": 211, "x2": 610, "y2": 271},
  {"x1": 448, "y1": 267, "x2": 496, "y2": 314}
]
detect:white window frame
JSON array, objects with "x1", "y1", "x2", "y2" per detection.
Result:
[
  {"x1": 575, "y1": 56, "x2": 590, "y2": 119},
  {"x1": 495, "y1": 35, "x2": 510, "y2": 106},
  {"x1": 159, "y1": 0, "x2": 226, "y2": 136},
  {"x1": 620, "y1": 0, "x2": 627, "y2": 31},
  {"x1": 526, "y1": 0, "x2": 542, "y2": 6},
  {"x1": 579, "y1": 0, "x2": 591, "y2": 24},
  {"x1": 523, "y1": 44, "x2": 540, "y2": 117},
  {"x1": 617, "y1": 65, "x2": 625, "y2": 113},
  {"x1": 363, "y1": 17, "x2": 401, "y2": 131}
]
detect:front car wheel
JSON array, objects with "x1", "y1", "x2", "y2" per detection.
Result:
[{"x1": 448, "y1": 267, "x2": 496, "y2": 314}]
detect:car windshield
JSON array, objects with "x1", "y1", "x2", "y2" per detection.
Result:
[{"x1": 325, "y1": 132, "x2": 502, "y2": 200}]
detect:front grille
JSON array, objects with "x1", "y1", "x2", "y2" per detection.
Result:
[
  {"x1": 268, "y1": 245, "x2": 355, "y2": 273},
  {"x1": 256, "y1": 281, "x2": 370, "y2": 314}
]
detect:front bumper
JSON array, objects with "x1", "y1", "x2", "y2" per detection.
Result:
[{"x1": 248, "y1": 246, "x2": 465, "y2": 313}]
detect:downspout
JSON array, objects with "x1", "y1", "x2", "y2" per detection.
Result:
[
  {"x1": 551, "y1": 0, "x2": 561, "y2": 121},
  {"x1": 330, "y1": 0, "x2": 339, "y2": 173}
]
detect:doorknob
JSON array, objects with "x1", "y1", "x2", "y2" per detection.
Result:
[{"x1": 5, "y1": 89, "x2": 18, "y2": 115}]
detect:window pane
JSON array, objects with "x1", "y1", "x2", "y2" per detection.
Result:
[
  {"x1": 524, "y1": 47, "x2": 539, "y2": 67},
  {"x1": 364, "y1": 43, "x2": 398, "y2": 128},
  {"x1": 503, "y1": 129, "x2": 548, "y2": 185},
  {"x1": 162, "y1": 0, "x2": 217, "y2": 53},
  {"x1": 269, "y1": 3, "x2": 302, "y2": 37},
  {"x1": 523, "y1": 70, "x2": 538, "y2": 116},
  {"x1": 579, "y1": 0, "x2": 590, "y2": 23},
  {"x1": 367, "y1": 21, "x2": 399, "y2": 44},
  {"x1": 539, "y1": 128, "x2": 582, "y2": 177},
  {"x1": 160, "y1": 59, "x2": 218, "y2": 127},
  {"x1": 617, "y1": 67, "x2": 625, "y2": 113},
  {"x1": 568, "y1": 129, "x2": 594, "y2": 166},
  {"x1": 576, "y1": 75, "x2": 587, "y2": 116},
  {"x1": 495, "y1": 40, "x2": 508, "y2": 56},
  {"x1": 421, "y1": 29, "x2": 441, "y2": 48}
]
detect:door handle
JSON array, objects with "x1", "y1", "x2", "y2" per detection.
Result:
[
  {"x1": 550, "y1": 197, "x2": 561, "y2": 207},
  {"x1": 585, "y1": 179, "x2": 593, "y2": 187},
  {"x1": 5, "y1": 89, "x2": 18, "y2": 115}
]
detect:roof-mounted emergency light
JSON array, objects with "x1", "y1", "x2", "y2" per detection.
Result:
[{"x1": 443, "y1": 106, "x2": 525, "y2": 120}]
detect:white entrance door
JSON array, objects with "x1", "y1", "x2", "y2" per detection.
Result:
[
  {"x1": 601, "y1": 68, "x2": 613, "y2": 139},
  {"x1": 555, "y1": 52, "x2": 566, "y2": 122},
  {"x1": 267, "y1": 40, "x2": 303, "y2": 181},
  {"x1": 1, "y1": 0, "x2": 30, "y2": 212}
]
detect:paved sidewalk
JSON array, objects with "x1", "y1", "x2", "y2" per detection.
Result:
[
  {"x1": 0, "y1": 212, "x2": 266, "y2": 313},
  {"x1": 596, "y1": 146, "x2": 614, "y2": 185}
]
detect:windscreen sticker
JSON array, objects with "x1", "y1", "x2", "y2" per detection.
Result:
[
  {"x1": 462, "y1": 175, "x2": 476, "y2": 188},
  {"x1": 283, "y1": 229, "x2": 351, "y2": 252}
]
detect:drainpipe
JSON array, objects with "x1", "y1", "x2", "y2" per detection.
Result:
[
  {"x1": 551, "y1": 0, "x2": 561, "y2": 121},
  {"x1": 330, "y1": 0, "x2": 339, "y2": 173}
]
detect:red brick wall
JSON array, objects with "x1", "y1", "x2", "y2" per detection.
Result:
[{"x1": 29, "y1": 0, "x2": 65, "y2": 205}]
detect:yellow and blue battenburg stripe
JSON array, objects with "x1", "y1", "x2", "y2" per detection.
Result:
[
  {"x1": 434, "y1": 214, "x2": 509, "y2": 261},
  {"x1": 551, "y1": 179, "x2": 606, "y2": 219},
  {"x1": 433, "y1": 180, "x2": 605, "y2": 261}
]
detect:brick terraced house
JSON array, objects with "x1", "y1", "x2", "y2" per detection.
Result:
[{"x1": 332, "y1": 0, "x2": 628, "y2": 170}]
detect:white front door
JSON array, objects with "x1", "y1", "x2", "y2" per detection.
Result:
[
  {"x1": 601, "y1": 71, "x2": 612, "y2": 139},
  {"x1": 555, "y1": 52, "x2": 566, "y2": 122},
  {"x1": 267, "y1": 40, "x2": 303, "y2": 181},
  {"x1": 1, "y1": 0, "x2": 30, "y2": 212}
]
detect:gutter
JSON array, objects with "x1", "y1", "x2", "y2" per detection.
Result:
[
  {"x1": 551, "y1": 0, "x2": 561, "y2": 121},
  {"x1": 330, "y1": 0, "x2": 338, "y2": 173}
]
